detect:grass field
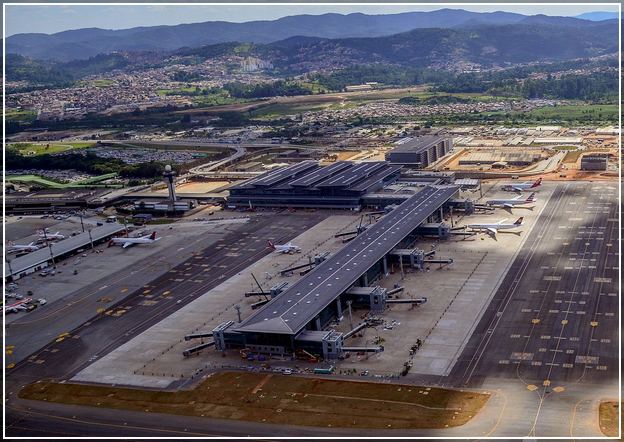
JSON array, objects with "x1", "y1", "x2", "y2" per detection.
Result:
[
  {"x1": 156, "y1": 86, "x2": 199, "y2": 96},
  {"x1": 19, "y1": 371, "x2": 489, "y2": 429},
  {"x1": 9, "y1": 142, "x2": 95, "y2": 156},
  {"x1": 5, "y1": 109, "x2": 38, "y2": 123},
  {"x1": 551, "y1": 145, "x2": 579, "y2": 151},
  {"x1": 483, "y1": 103, "x2": 618, "y2": 125},
  {"x1": 7, "y1": 173, "x2": 119, "y2": 189},
  {"x1": 249, "y1": 90, "x2": 512, "y2": 119},
  {"x1": 598, "y1": 401, "x2": 620, "y2": 437}
]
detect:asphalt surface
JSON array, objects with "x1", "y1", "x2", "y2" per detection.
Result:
[
  {"x1": 5, "y1": 212, "x2": 328, "y2": 436},
  {"x1": 5, "y1": 182, "x2": 619, "y2": 437},
  {"x1": 449, "y1": 181, "x2": 619, "y2": 387}
]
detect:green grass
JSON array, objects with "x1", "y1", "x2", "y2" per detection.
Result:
[
  {"x1": 526, "y1": 104, "x2": 618, "y2": 119},
  {"x1": 551, "y1": 145, "x2": 579, "y2": 151},
  {"x1": 8, "y1": 142, "x2": 95, "y2": 156},
  {"x1": 91, "y1": 79, "x2": 115, "y2": 87},
  {"x1": 5, "y1": 109, "x2": 38, "y2": 123},
  {"x1": 7, "y1": 172, "x2": 120, "y2": 189},
  {"x1": 483, "y1": 103, "x2": 618, "y2": 124},
  {"x1": 157, "y1": 86, "x2": 199, "y2": 96}
]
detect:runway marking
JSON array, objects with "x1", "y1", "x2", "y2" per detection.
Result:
[
  {"x1": 593, "y1": 277, "x2": 611, "y2": 283},
  {"x1": 543, "y1": 276, "x2": 561, "y2": 281}
]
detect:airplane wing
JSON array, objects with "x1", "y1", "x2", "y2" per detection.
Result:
[
  {"x1": 503, "y1": 203, "x2": 514, "y2": 208},
  {"x1": 122, "y1": 242, "x2": 134, "y2": 249},
  {"x1": 487, "y1": 228, "x2": 498, "y2": 236},
  {"x1": 497, "y1": 219, "x2": 508, "y2": 224}
]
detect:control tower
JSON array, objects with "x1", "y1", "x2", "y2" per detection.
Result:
[{"x1": 163, "y1": 164, "x2": 177, "y2": 204}]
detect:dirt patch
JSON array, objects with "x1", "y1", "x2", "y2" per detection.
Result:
[
  {"x1": 599, "y1": 401, "x2": 620, "y2": 437},
  {"x1": 19, "y1": 371, "x2": 489, "y2": 429}
]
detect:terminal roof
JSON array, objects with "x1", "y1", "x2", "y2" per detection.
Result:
[{"x1": 233, "y1": 185, "x2": 458, "y2": 335}]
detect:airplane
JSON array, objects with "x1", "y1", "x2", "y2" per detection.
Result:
[
  {"x1": 466, "y1": 217, "x2": 524, "y2": 238},
  {"x1": 108, "y1": 232, "x2": 160, "y2": 248},
  {"x1": 486, "y1": 192, "x2": 537, "y2": 209},
  {"x1": 6, "y1": 241, "x2": 40, "y2": 253},
  {"x1": 5, "y1": 297, "x2": 32, "y2": 313},
  {"x1": 501, "y1": 178, "x2": 542, "y2": 192},
  {"x1": 38, "y1": 229, "x2": 65, "y2": 240},
  {"x1": 267, "y1": 240, "x2": 301, "y2": 254}
]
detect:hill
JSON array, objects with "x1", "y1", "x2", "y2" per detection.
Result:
[{"x1": 6, "y1": 8, "x2": 609, "y2": 61}]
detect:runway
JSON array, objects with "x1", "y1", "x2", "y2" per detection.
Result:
[
  {"x1": 447, "y1": 181, "x2": 619, "y2": 436},
  {"x1": 450, "y1": 182, "x2": 619, "y2": 387}
]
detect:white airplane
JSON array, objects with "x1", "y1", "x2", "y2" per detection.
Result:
[
  {"x1": 108, "y1": 232, "x2": 160, "y2": 248},
  {"x1": 501, "y1": 178, "x2": 542, "y2": 192},
  {"x1": 486, "y1": 192, "x2": 537, "y2": 209},
  {"x1": 38, "y1": 229, "x2": 65, "y2": 240},
  {"x1": 466, "y1": 217, "x2": 524, "y2": 238},
  {"x1": 6, "y1": 241, "x2": 40, "y2": 253},
  {"x1": 5, "y1": 297, "x2": 32, "y2": 313},
  {"x1": 267, "y1": 240, "x2": 301, "y2": 254}
]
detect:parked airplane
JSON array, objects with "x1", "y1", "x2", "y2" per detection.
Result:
[
  {"x1": 6, "y1": 241, "x2": 40, "y2": 253},
  {"x1": 38, "y1": 229, "x2": 65, "y2": 240},
  {"x1": 501, "y1": 178, "x2": 542, "y2": 192},
  {"x1": 5, "y1": 297, "x2": 32, "y2": 313},
  {"x1": 268, "y1": 240, "x2": 301, "y2": 254},
  {"x1": 486, "y1": 192, "x2": 537, "y2": 209},
  {"x1": 466, "y1": 217, "x2": 524, "y2": 238},
  {"x1": 108, "y1": 232, "x2": 160, "y2": 248}
]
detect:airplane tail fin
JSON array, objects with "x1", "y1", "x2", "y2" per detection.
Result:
[
  {"x1": 267, "y1": 240, "x2": 275, "y2": 250},
  {"x1": 526, "y1": 192, "x2": 536, "y2": 202},
  {"x1": 514, "y1": 217, "x2": 524, "y2": 225},
  {"x1": 108, "y1": 240, "x2": 114, "y2": 247},
  {"x1": 149, "y1": 232, "x2": 157, "y2": 241},
  {"x1": 532, "y1": 178, "x2": 542, "y2": 187}
]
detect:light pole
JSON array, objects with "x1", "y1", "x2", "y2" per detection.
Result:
[
  {"x1": 47, "y1": 243, "x2": 55, "y2": 267},
  {"x1": 87, "y1": 227, "x2": 94, "y2": 250},
  {"x1": 6, "y1": 256, "x2": 14, "y2": 279},
  {"x1": 79, "y1": 213, "x2": 85, "y2": 232}
]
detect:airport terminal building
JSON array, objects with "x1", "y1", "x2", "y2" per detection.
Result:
[
  {"x1": 227, "y1": 160, "x2": 402, "y2": 209},
  {"x1": 211, "y1": 185, "x2": 459, "y2": 359}
]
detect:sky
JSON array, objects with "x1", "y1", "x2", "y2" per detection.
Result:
[{"x1": 4, "y1": 2, "x2": 621, "y2": 36}]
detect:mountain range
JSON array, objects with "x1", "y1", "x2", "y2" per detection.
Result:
[{"x1": 6, "y1": 8, "x2": 620, "y2": 61}]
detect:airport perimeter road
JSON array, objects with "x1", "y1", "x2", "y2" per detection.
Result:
[
  {"x1": 448, "y1": 181, "x2": 619, "y2": 436},
  {"x1": 5, "y1": 213, "x2": 326, "y2": 389}
]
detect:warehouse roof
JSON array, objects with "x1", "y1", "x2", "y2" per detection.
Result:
[
  {"x1": 233, "y1": 185, "x2": 458, "y2": 335},
  {"x1": 390, "y1": 136, "x2": 446, "y2": 154},
  {"x1": 230, "y1": 160, "x2": 402, "y2": 193},
  {"x1": 5, "y1": 223, "x2": 126, "y2": 278}
]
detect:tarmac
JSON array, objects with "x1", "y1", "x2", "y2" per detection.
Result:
[{"x1": 5, "y1": 181, "x2": 619, "y2": 438}]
